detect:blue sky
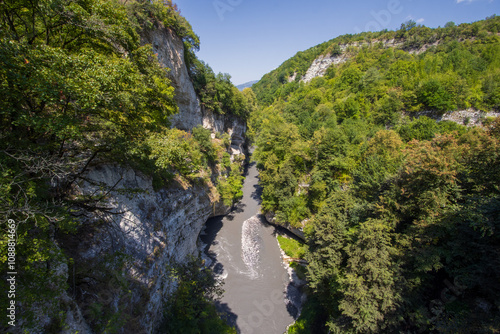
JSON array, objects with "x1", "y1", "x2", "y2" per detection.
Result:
[{"x1": 174, "y1": 0, "x2": 498, "y2": 85}]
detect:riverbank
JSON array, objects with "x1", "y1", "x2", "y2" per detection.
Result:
[
  {"x1": 276, "y1": 233, "x2": 308, "y2": 331},
  {"x1": 200, "y1": 160, "x2": 296, "y2": 333}
]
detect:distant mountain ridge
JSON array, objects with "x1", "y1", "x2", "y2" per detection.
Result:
[{"x1": 236, "y1": 80, "x2": 259, "y2": 91}]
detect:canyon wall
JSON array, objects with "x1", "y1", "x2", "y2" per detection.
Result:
[{"x1": 21, "y1": 26, "x2": 247, "y2": 334}]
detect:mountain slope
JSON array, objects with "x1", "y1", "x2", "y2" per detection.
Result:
[
  {"x1": 249, "y1": 16, "x2": 500, "y2": 334},
  {"x1": 253, "y1": 16, "x2": 500, "y2": 107}
]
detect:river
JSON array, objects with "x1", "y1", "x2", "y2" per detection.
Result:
[{"x1": 200, "y1": 160, "x2": 299, "y2": 334}]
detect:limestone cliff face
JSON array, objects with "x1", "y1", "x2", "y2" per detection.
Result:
[
  {"x1": 141, "y1": 27, "x2": 202, "y2": 130},
  {"x1": 202, "y1": 107, "x2": 247, "y2": 156},
  {"x1": 59, "y1": 165, "x2": 221, "y2": 333},
  {"x1": 301, "y1": 53, "x2": 348, "y2": 83},
  {"x1": 25, "y1": 27, "x2": 248, "y2": 334},
  {"x1": 140, "y1": 27, "x2": 247, "y2": 157}
]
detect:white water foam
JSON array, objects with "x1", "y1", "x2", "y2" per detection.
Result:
[{"x1": 241, "y1": 216, "x2": 262, "y2": 279}]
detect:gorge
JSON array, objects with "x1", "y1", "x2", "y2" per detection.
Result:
[
  {"x1": 1, "y1": 2, "x2": 500, "y2": 334},
  {"x1": 201, "y1": 157, "x2": 302, "y2": 334}
]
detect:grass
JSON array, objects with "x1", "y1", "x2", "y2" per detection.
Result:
[{"x1": 277, "y1": 235, "x2": 307, "y2": 259}]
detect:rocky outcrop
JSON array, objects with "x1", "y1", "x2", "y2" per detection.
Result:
[
  {"x1": 302, "y1": 53, "x2": 348, "y2": 83},
  {"x1": 413, "y1": 108, "x2": 500, "y2": 127},
  {"x1": 56, "y1": 164, "x2": 226, "y2": 333},
  {"x1": 202, "y1": 108, "x2": 247, "y2": 157},
  {"x1": 141, "y1": 27, "x2": 202, "y2": 131}
]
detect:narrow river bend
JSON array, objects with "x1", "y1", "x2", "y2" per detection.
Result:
[{"x1": 200, "y1": 159, "x2": 297, "y2": 334}]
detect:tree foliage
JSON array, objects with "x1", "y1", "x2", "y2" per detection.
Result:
[
  {"x1": 159, "y1": 257, "x2": 236, "y2": 334},
  {"x1": 0, "y1": 0, "x2": 245, "y2": 331},
  {"x1": 250, "y1": 16, "x2": 500, "y2": 334}
]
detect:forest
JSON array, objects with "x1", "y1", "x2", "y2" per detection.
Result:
[
  {"x1": 0, "y1": 0, "x2": 251, "y2": 331},
  {"x1": 1, "y1": 0, "x2": 500, "y2": 332},
  {"x1": 249, "y1": 16, "x2": 500, "y2": 333}
]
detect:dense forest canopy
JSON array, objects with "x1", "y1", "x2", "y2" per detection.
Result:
[
  {"x1": 1, "y1": 0, "x2": 499, "y2": 332},
  {"x1": 0, "y1": 0, "x2": 249, "y2": 331},
  {"x1": 250, "y1": 16, "x2": 500, "y2": 334}
]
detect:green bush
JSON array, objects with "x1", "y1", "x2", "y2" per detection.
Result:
[
  {"x1": 192, "y1": 125, "x2": 217, "y2": 162},
  {"x1": 147, "y1": 129, "x2": 203, "y2": 178},
  {"x1": 396, "y1": 116, "x2": 439, "y2": 141},
  {"x1": 218, "y1": 162, "x2": 244, "y2": 206}
]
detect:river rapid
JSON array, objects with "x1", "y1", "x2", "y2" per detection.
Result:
[{"x1": 200, "y1": 160, "x2": 299, "y2": 334}]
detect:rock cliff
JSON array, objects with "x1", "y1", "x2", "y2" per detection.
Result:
[
  {"x1": 21, "y1": 26, "x2": 247, "y2": 334},
  {"x1": 140, "y1": 27, "x2": 247, "y2": 157},
  {"x1": 58, "y1": 164, "x2": 222, "y2": 333},
  {"x1": 141, "y1": 27, "x2": 202, "y2": 131},
  {"x1": 301, "y1": 53, "x2": 348, "y2": 83},
  {"x1": 299, "y1": 38, "x2": 441, "y2": 83}
]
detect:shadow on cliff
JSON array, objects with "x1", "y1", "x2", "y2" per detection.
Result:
[{"x1": 201, "y1": 215, "x2": 224, "y2": 255}]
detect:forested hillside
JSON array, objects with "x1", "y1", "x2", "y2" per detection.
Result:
[
  {"x1": 0, "y1": 0, "x2": 250, "y2": 332},
  {"x1": 250, "y1": 17, "x2": 500, "y2": 333}
]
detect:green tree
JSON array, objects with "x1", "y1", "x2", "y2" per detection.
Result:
[
  {"x1": 159, "y1": 257, "x2": 236, "y2": 334},
  {"x1": 417, "y1": 78, "x2": 456, "y2": 112},
  {"x1": 218, "y1": 162, "x2": 244, "y2": 206},
  {"x1": 397, "y1": 116, "x2": 439, "y2": 142},
  {"x1": 352, "y1": 130, "x2": 403, "y2": 201},
  {"x1": 306, "y1": 191, "x2": 355, "y2": 314},
  {"x1": 333, "y1": 220, "x2": 399, "y2": 333},
  {"x1": 192, "y1": 125, "x2": 217, "y2": 162}
]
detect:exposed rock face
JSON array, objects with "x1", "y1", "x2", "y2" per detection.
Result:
[
  {"x1": 60, "y1": 164, "x2": 221, "y2": 333},
  {"x1": 414, "y1": 108, "x2": 500, "y2": 127},
  {"x1": 202, "y1": 108, "x2": 247, "y2": 157},
  {"x1": 141, "y1": 27, "x2": 202, "y2": 131},
  {"x1": 302, "y1": 53, "x2": 348, "y2": 83}
]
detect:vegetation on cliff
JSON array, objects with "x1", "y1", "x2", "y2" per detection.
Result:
[
  {"x1": 159, "y1": 257, "x2": 236, "y2": 334},
  {"x1": 250, "y1": 16, "x2": 500, "y2": 333},
  {"x1": 253, "y1": 16, "x2": 500, "y2": 108},
  {"x1": 0, "y1": 0, "x2": 248, "y2": 331}
]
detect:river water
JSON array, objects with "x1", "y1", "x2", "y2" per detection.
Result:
[{"x1": 200, "y1": 161, "x2": 297, "y2": 334}]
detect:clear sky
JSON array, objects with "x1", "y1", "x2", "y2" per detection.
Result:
[{"x1": 174, "y1": 0, "x2": 498, "y2": 86}]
